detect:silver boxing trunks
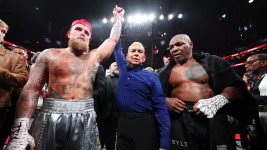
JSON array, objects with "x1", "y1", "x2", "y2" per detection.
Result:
[{"x1": 30, "y1": 98, "x2": 98, "y2": 150}]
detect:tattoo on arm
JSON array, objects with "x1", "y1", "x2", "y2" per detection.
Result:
[
  {"x1": 30, "y1": 94, "x2": 39, "y2": 113},
  {"x1": 16, "y1": 89, "x2": 39, "y2": 118},
  {"x1": 15, "y1": 50, "x2": 49, "y2": 118},
  {"x1": 109, "y1": 16, "x2": 122, "y2": 40}
]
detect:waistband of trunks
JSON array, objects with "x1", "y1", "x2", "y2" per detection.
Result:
[
  {"x1": 41, "y1": 98, "x2": 94, "y2": 113},
  {"x1": 183, "y1": 101, "x2": 196, "y2": 112}
]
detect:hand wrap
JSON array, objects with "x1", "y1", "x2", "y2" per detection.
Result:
[
  {"x1": 196, "y1": 95, "x2": 229, "y2": 118},
  {"x1": 6, "y1": 118, "x2": 35, "y2": 150}
]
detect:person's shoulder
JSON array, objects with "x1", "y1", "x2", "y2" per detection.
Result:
[
  {"x1": 202, "y1": 52, "x2": 223, "y2": 60},
  {"x1": 208, "y1": 53, "x2": 224, "y2": 60},
  {"x1": 106, "y1": 74, "x2": 111, "y2": 77},
  {"x1": 87, "y1": 49, "x2": 98, "y2": 57},
  {"x1": 4, "y1": 48, "x2": 21, "y2": 59},
  {"x1": 35, "y1": 48, "x2": 58, "y2": 61},
  {"x1": 143, "y1": 69, "x2": 158, "y2": 78},
  {"x1": 97, "y1": 65, "x2": 105, "y2": 72},
  {"x1": 0, "y1": 45, "x2": 8, "y2": 53},
  {"x1": 41, "y1": 48, "x2": 68, "y2": 57},
  {"x1": 48, "y1": 48, "x2": 66, "y2": 53},
  {"x1": 0, "y1": 48, "x2": 25, "y2": 66},
  {"x1": 89, "y1": 48, "x2": 97, "y2": 52},
  {"x1": 262, "y1": 73, "x2": 267, "y2": 81},
  {"x1": 194, "y1": 51, "x2": 226, "y2": 62},
  {"x1": 0, "y1": 46, "x2": 7, "y2": 53}
]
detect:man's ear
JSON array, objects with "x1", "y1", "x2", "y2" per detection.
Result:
[
  {"x1": 88, "y1": 36, "x2": 92, "y2": 45},
  {"x1": 125, "y1": 53, "x2": 129, "y2": 61},
  {"x1": 141, "y1": 55, "x2": 146, "y2": 63},
  {"x1": 66, "y1": 30, "x2": 71, "y2": 39},
  {"x1": 190, "y1": 41, "x2": 193, "y2": 49},
  {"x1": 262, "y1": 60, "x2": 267, "y2": 67}
]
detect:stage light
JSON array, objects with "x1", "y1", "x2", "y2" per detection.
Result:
[
  {"x1": 133, "y1": 14, "x2": 142, "y2": 24},
  {"x1": 140, "y1": 15, "x2": 148, "y2": 23},
  {"x1": 125, "y1": 13, "x2": 155, "y2": 24},
  {"x1": 44, "y1": 37, "x2": 50, "y2": 43},
  {"x1": 159, "y1": 14, "x2": 164, "y2": 20},
  {"x1": 102, "y1": 18, "x2": 108, "y2": 24},
  {"x1": 160, "y1": 40, "x2": 165, "y2": 46},
  {"x1": 127, "y1": 16, "x2": 134, "y2": 23},
  {"x1": 110, "y1": 17, "x2": 114, "y2": 23},
  {"x1": 168, "y1": 14, "x2": 174, "y2": 20},
  {"x1": 178, "y1": 14, "x2": 183, "y2": 19},
  {"x1": 148, "y1": 14, "x2": 155, "y2": 21},
  {"x1": 105, "y1": 12, "x2": 184, "y2": 25},
  {"x1": 248, "y1": 0, "x2": 254, "y2": 3},
  {"x1": 56, "y1": 40, "x2": 62, "y2": 46}
]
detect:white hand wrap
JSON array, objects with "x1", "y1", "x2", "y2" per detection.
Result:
[
  {"x1": 6, "y1": 118, "x2": 35, "y2": 150},
  {"x1": 196, "y1": 95, "x2": 229, "y2": 118}
]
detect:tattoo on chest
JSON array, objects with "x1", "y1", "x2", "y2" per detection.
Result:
[
  {"x1": 50, "y1": 87, "x2": 60, "y2": 98},
  {"x1": 62, "y1": 84, "x2": 81, "y2": 95},
  {"x1": 185, "y1": 64, "x2": 207, "y2": 81},
  {"x1": 83, "y1": 64, "x2": 98, "y2": 84},
  {"x1": 69, "y1": 58, "x2": 86, "y2": 79}
]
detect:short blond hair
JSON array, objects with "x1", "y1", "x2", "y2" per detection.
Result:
[{"x1": 0, "y1": 19, "x2": 9, "y2": 32}]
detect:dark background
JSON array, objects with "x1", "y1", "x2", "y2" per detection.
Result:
[{"x1": 1, "y1": 0, "x2": 267, "y2": 73}]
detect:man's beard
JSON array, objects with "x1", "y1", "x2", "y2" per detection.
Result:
[{"x1": 68, "y1": 38, "x2": 89, "y2": 53}]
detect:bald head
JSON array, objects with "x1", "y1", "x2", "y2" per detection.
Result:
[{"x1": 169, "y1": 34, "x2": 191, "y2": 46}]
